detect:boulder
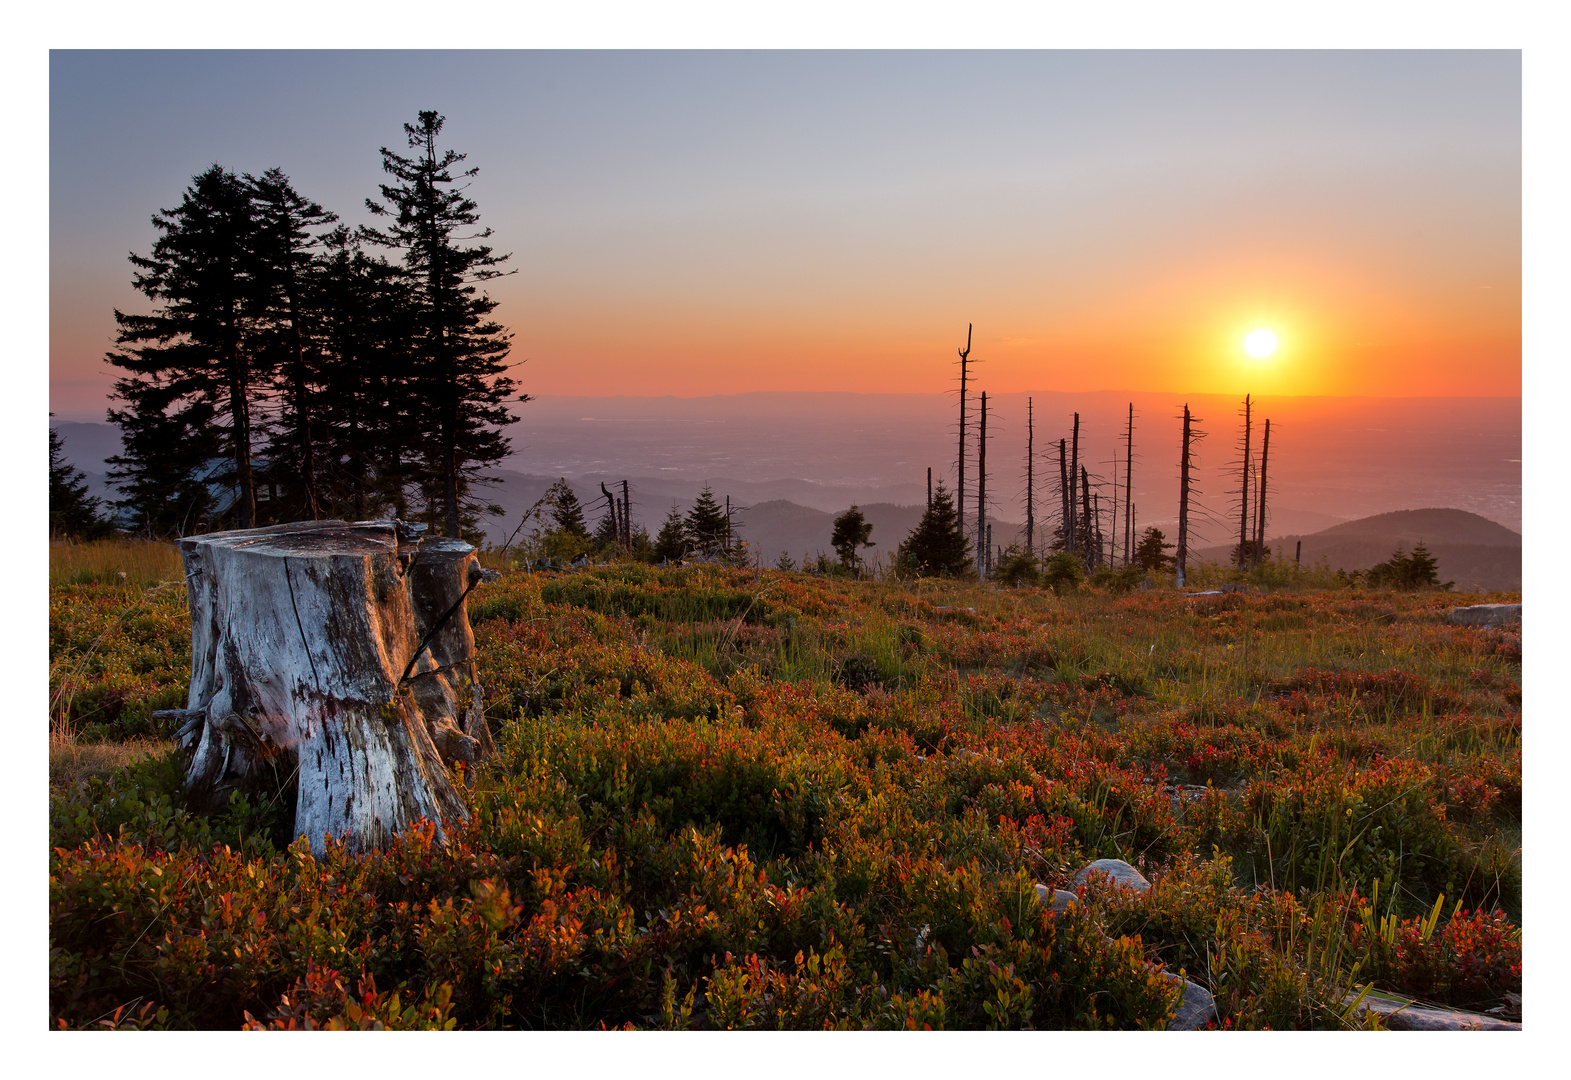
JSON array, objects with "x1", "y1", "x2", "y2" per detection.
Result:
[
  {"x1": 1346, "y1": 989, "x2": 1521, "y2": 1031},
  {"x1": 1072, "y1": 858, "x2": 1152, "y2": 893},
  {"x1": 1033, "y1": 883, "x2": 1080, "y2": 914},
  {"x1": 1448, "y1": 604, "x2": 1521, "y2": 628},
  {"x1": 1161, "y1": 972, "x2": 1218, "y2": 1030}
]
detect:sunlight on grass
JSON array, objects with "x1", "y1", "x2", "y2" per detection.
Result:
[{"x1": 50, "y1": 538, "x2": 183, "y2": 587}]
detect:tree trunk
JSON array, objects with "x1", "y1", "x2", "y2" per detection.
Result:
[
  {"x1": 1058, "y1": 438, "x2": 1069, "y2": 553},
  {"x1": 976, "y1": 391, "x2": 988, "y2": 580},
  {"x1": 1068, "y1": 413, "x2": 1080, "y2": 554},
  {"x1": 1238, "y1": 394, "x2": 1252, "y2": 570},
  {"x1": 621, "y1": 479, "x2": 632, "y2": 549},
  {"x1": 1177, "y1": 405, "x2": 1192, "y2": 587},
  {"x1": 956, "y1": 323, "x2": 971, "y2": 553},
  {"x1": 1024, "y1": 398, "x2": 1034, "y2": 555},
  {"x1": 1124, "y1": 403, "x2": 1134, "y2": 568},
  {"x1": 174, "y1": 519, "x2": 496, "y2": 855},
  {"x1": 1254, "y1": 419, "x2": 1271, "y2": 568}
]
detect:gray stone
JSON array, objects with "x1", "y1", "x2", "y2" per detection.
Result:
[
  {"x1": 1072, "y1": 858, "x2": 1152, "y2": 893},
  {"x1": 1033, "y1": 883, "x2": 1079, "y2": 914},
  {"x1": 1345, "y1": 989, "x2": 1521, "y2": 1031},
  {"x1": 1448, "y1": 604, "x2": 1521, "y2": 629},
  {"x1": 1161, "y1": 972, "x2": 1218, "y2": 1031}
]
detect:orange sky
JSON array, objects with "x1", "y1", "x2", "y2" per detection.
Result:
[{"x1": 48, "y1": 51, "x2": 1520, "y2": 418}]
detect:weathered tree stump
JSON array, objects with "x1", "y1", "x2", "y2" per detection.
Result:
[{"x1": 170, "y1": 520, "x2": 497, "y2": 855}]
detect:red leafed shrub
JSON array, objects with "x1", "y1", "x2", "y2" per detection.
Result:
[
  {"x1": 1350, "y1": 902, "x2": 1522, "y2": 1008},
  {"x1": 243, "y1": 961, "x2": 458, "y2": 1030}
]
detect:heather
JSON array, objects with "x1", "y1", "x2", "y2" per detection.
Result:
[{"x1": 49, "y1": 552, "x2": 1521, "y2": 1029}]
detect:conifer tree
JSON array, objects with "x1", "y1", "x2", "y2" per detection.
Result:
[
  {"x1": 49, "y1": 425, "x2": 108, "y2": 538},
  {"x1": 653, "y1": 502, "x2": 690, "y2": 563},
  {"x1": 593, "y1": 505, "x2": 621, "y2": 550},
  {"x1": 895, "y1": 483, "x2": 972, "y2": 578},
  {"x1": 107, "y1": 164, "x2": 265, "y2": 528},
  {"x1": 1134, "y1": 526, "x2": 1175, "y2": 572},
  {"x1": 246, "y1": 168, "x2": 338, "y2": 521},
  {"x1": 544, "y1": 479, "x2": 589, "y2": 539},
  {"x1": 105, "y1": 380, "x2": 222, "y2": 536},
  {"x1": 311, "y1": 227, "x2": 412, "y2": 519},
  {"x1": 831, "y1": 505, "x2": 875, "y2": 574},
  {"x1": 685, "y1": 485, "x2": 730, "y2": 557},
  {"x1": 364, "y1": 110, "x2": 525, "y2": 538}
]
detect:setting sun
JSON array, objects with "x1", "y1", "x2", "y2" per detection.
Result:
[{"x1": 1244, "y1": 328, "x2": 1280, "y2": 359}]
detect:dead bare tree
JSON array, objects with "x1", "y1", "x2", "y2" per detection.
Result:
[
  {"x1": 1068, "y1": 412, "x2": 1080, "y2": 554},
  {"x1": 1177, "y1": 404, "x2": 1195, "y2": 587},
  {"x1": 955, "y1": 323, "x2": 973, "y2": 551},
  {"x1": 1109, "y1": 441, "x2": 1118, "y2": 569},
  {"x1": 1023, "y1": 397, "x2": 1035, "y2": 555},
  {"x1": 976, "y1": 390, "x2": 989, "y2": 580},
  {"x1": 1058, "y1": 437, "x2": 1070, "y2": 554},
  {"x1": 620, "y1": 479, "x2": 631, "y2": 549},
  {"x1": 1080, "y1": 464, "x2": 1098, "y2": 569},
  {"x1": 1123, "y1": 403, "x2": 1135, "y2": 567},
  {"x1": 1253, "y1": 419, "x2": 1271, "y2": 568},
  {"x1": 600, "y1": 482, "x2": 620, "y2": 548},
  {"x1": 1236, "y1": 394, "x2": 1253, "y2": 570}
]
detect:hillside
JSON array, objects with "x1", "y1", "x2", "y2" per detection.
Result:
[
  {"x1": 49, "y1": 553, "x2": 1523, "y2": 1029},
  {"x1": 1311, "y1": 508, "x2": 1521, "y2": 547},
  {"x1": 1193, "y1": 507, "x2": 1521, "y2": 591}
]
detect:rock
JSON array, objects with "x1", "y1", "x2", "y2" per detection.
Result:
[
  {"x1": 1447, "y1": 604, "x2": 1521, "y2": 628},
  {"x1": 1185, "y1": 590, "x2": 1225, "y2": 597},
  {"x1": 1033, "y1": 883, "x2": 1079, "y2": 914},
  {"x1": 1160, "y1": 972, "x2": 1217, "y2": 1030},
  {"x1": 1072, "y1": 858, "x2": 1151, "y2": 893},
  {"x1": 1345, "y1": 989, "x2": 1521, "y2": 1031}
]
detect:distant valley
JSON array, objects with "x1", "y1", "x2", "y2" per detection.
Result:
[{"x1": 52, "y1": 392, "x2": 1520, "y2": 589}]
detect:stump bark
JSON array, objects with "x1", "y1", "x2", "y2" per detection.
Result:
[{"x1": 172, "y1": 520, "x2": 497, "y2": 854}]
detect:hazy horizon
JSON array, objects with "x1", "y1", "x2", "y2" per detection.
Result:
[{"x1": 52, "y1": 389, "x2": 1522, "y2": 537}]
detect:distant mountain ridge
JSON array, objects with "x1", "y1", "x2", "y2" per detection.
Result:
[
  {"x1": 1193, "y1": 507, "x2": 1520, "y2": 592},
  {"x1": 1311, "y1": 508, "x2": 1520, "y2": 546}
]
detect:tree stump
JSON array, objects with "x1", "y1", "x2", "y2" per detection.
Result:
[{"x1": 171, "y1": 520, "x2": 497, "y2": 854}]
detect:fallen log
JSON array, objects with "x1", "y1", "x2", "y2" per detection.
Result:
[{"x1": 175, "y1": 520, "x2": 497, "y2": 855}]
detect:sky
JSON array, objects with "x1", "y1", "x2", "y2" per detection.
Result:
[{"x1": 48, "y1": 49, "x2": 1522, "y2": 419}]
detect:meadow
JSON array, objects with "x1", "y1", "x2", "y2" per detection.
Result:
[{"x1": 48, "y1": 540, "x2": 1521, "y2": 1030}]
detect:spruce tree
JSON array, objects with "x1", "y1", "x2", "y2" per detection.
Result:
[
  {"x1": 107, "y1": 164, "x2": 266, "y2": 528},
  {"x1": 831, "y1": 505, "x2": 875, "y2": 574},
  {"x1": 593, "y1": 506, "x2": 621, "y2": 550},
  {"x1": 895, "y1": 483, "x2": 972, "y2": 578},
  {"x1": 685, "y1": 486, "x2": 730, "y2": 557},
  {"x1": 313, "y1": 227, "x2": 425, "y2": 520},
  {"x1": 246, "y1": 168, "x2": 338, "y2": 521},
  {"x1": 544, "y1": 479, "x2": 589, "y2": 539},
  {"x1": 105, "y1": 381, "x2": 222, "y2": 536},
  {"x1": 49, "y1": 425, "x2": 108, "y2": 538},
  {"x1": 364, "y1": 110, "x2": 525, "y2": 538},
  {"x1": 653, "y1": 503, "x2": 690, "y2": 562},
  {"x1": 1134, "y1": 526, "x2": 1175, "y2": 572}
]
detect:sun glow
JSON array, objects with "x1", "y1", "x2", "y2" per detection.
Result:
[{"x1": 1244, "y1": 329, "x2": 1279, "y2": 359}]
